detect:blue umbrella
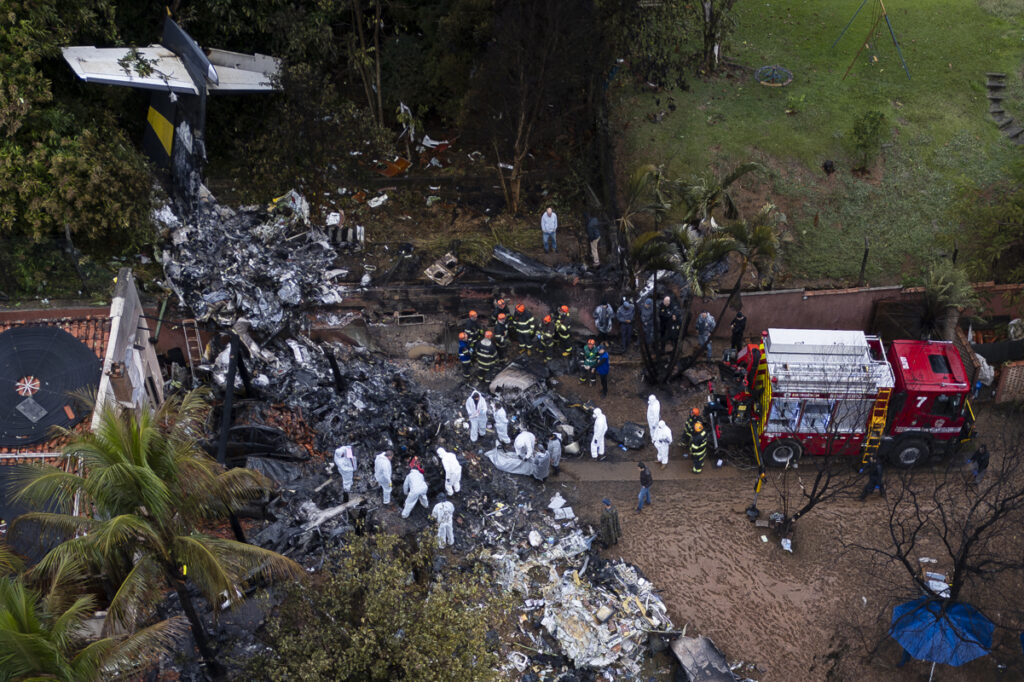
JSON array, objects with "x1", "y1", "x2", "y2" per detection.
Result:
[{"x1": 890, "y1": 597, "x2": 993, "y2": 672}]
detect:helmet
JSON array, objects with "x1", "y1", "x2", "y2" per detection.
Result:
[
  {"x1": 497, "y1": 313, "x2": 507, "y2": 321},
  {"x1": 559, "y1": 305, "x2": 569, "y2": 314},
  {"x1": 459, "y1": 332, "x2": 467, "y2": 340},
  {"x1": 690, "y1": 407, "x2": 700, "y2": 417},
  {"x1": 587, "y1": 339, "x2": 595, "y2": 347},
  {"x1": 694, "y1": 422, "x2": 704, "y2": 432},
  {"x1": 484, "y1": 330, "x2": 493, "y2": 339},
  {"x1": 469, "y1": 310, "x2": 478, "y2": 319},
  {"x1": 516, "y1": 304, "x2": 525, "y2": 313},
  {"x1": 543, "y1": 315, "x2": 552, "y2": 324},
  {"x1": 497, "y1": 298, "x2": 505, "y2": 306}
]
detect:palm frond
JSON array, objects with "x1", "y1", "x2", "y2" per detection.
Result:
[{"x1": 103, "y1": 556, "x2": 162, "y2": 636}]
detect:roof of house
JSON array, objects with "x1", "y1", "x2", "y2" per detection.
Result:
[{"x1": 0, "y1": 316, "x2": 110, "y2": 459}]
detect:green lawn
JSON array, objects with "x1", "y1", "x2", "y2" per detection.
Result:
[{"x1": 612, "y1": 0, "x2": 1024, "y2": 283}]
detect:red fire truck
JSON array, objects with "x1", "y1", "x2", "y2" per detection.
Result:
[{"x1": 718, "y1": 328, "x2": 975, "y2": 468}]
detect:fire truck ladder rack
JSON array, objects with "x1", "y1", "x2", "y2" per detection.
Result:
[{"x1": 861, "y1": 387, "x2": 892, "y2": 464}]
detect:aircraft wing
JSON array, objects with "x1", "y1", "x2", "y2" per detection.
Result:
[{"x1": 62, "y1": 46, "x2": 200, "y2": 94}]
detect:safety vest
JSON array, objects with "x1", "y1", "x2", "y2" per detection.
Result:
[
  {"x1": 513, "y1": 312, "x2": 535, "y2": 337},
  {"x1": 476, "y1": 338, "x2": 498, "y2": 368},
  {"x1": 582, "y1": 345, "x2": 598, "y2": 368},
  {"x1": 458, "y1": 339, "x2": 473, "y2": 363},
  {"x1": 690, "y1": 431, "x2": 708, "y2": 459},
  {"x1": 493, "y1": 319, "x2": 509, "y2": 346},
  {"x1": 555, "y1": 313, "x2": 571, "y2": 342}
]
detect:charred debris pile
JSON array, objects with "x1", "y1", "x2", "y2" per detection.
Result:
[{"x1": 154, "y1": 193, "x2": 719, "y2": 680}]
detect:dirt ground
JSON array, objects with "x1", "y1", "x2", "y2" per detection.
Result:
[{"x1": 408, "y1": 351, "x2": 1023, "y2": 681}]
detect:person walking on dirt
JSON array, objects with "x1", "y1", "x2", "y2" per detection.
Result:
[
  {"x1": 547, "y1": 432, "x2": 562, "y2": 475},
  {"x1": 682, "y1": 407, "x2": 701, "y2": 449},
  {"x1": 696, "y1": 311, "x2": 716, "y2": 362},
  {"x1": 690, "y1": 422, "x2": 708, "y2": 474},
  {"x1": 595, "y1": 344, "x2": 610, "y2": 397},
  {"x1": 968, "y1": 444, "x2": 990, "y2": 483},
  {"x1": 374, "y1": 450, "x2": 394, "y2": 505},
  {"x1": 541, "y1": 206, "x2": 558, "y2": 253},
  {"x1": 591, "y1": 408, "x2": 608, "y2": 459},
  {"x1": 658, "y1": 296, "x2": 681, "y2": 353},
  {"x1": 594, "y1": 300, "x2": 614, "y2": 344},
  {"x1": 646, "y1": 394, "x2": 660, "y2": 444},
  {"x1": 599, "y1": 498, "x2": 621, "y2": 546},
  {"x1": 493, "y1": 402, "x2": 511, "y2": 445},
  {"x1": 653, "y1": 420, "x2": 672, "y2": 469},
  {"x1": 858, "y1": 456, "x2": 886, "y2": 500},
  {"x1": 616, "y1": 297, "x2": 635, "y2": 353},
  {"x1": 730, "y1": 310, "x2": 747, "y2": 352},
  {"x1": 465, "y1": 391, "x2": 488, "y2": 443},
  {"x1": 636, "y1": 463, "x2": 653, "y2": 512}
]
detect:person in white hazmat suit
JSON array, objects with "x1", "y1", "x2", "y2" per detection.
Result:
[
  {"x1": 333, "y1": 445, "x2": 357, "y2": 502},
  {"x1": 431, "y1": 493, "x2": 455, "y2": 548},
  {"x1": 401, "y1": 467, "x2": 429, "y2": 518},
  {"x1": 374, "y1": 450, "x2": 393, "y2": 504},
  {"x1": 653, "y1": 420, "x2": 673, "y2": 468},
  {"x1": 514, "y1": 429, "x2": 536, "y2": 459},
  {"x1": 465, "y1": 391, "x2": 488, "y2": 442},
  {"x1": 591, "y1": 408, "x2": 608, "y2": 459},
  {"x1": 437, "y1": 446, "x2": 462, "y2": 496},
  {"x1": 646, "y1": 394, "x2": 660, "y2": 444},
  {"x1": 493, "y1": 403, "x2": 511, "y2": 445}
]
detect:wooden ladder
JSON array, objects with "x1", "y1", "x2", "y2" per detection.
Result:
[
  {"x1": 181, "y1": 318, "x2": 204, "y2": 381},
  {"x1": 861, "y1": 387, "x2": 892, "y2": 464}
]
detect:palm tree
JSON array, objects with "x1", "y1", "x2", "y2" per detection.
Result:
[
  {"x1": 12, "y1": 390, "x2": 303, "y2": 677},
  {"x1": 0, "y1": 544, "x2": 21, "y2": 576},
  {"x1": 678, "y1": 162, "x2": 764, "y2": 225},
  {"x1": 0, "y1": 558, "x2": 186, "y2": 681},
  {"x1": 920, "y1": 261, "x2": 979, "y2": 341}
]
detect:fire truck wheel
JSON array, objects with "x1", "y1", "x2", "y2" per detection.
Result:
[
  {"x1": 764, "y1": 439, "x2": 802, "y2": 467},
  {"x1": 890, "y1": 437, "x2": 930, "y2": 468}
]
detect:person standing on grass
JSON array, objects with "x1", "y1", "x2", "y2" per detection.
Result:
[
  {"x1": 541, "y1": 206, "x2": 558, "y2": 253},
  {"x1": 636, "y1": 462, "x2": 653, "y2": 512}
]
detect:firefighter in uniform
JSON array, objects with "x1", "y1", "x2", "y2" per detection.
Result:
[
  {"x1": 463, "y1": 310, "x2": 484, "y2": 347},
  {"x1": 690, "y1": 421, "x2": 708, "y2": 473},
  {"x1": 493, "y1": 312, "x2": 510, "y2": 358},
  {"x1": 538, "y1": 314, "x2": 556, "y2": 362},
  {"x1": 492, "y1": 298, "x2": 511, "y2": 324},
  {"x1": 475, "y1": 330, "x2": 498, "y2": 380},
  {"x1": 682, "y1": 407, "x2": 702, "y2": 448},
  {"x1": 555, "y1": 305, "x2": 573, "y2": 358},
  {"x1": 580, "y1": 338, "x2": 599, "y2": 385},
  {"x1": 457, "y1": 332, "x2": 473, "y2": 379},
  {"x1": 513, "y1": 304, "x2": 536, "y2": 355}
]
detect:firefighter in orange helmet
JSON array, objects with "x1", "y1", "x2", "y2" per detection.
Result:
[
  {"x1": 512, "y1": 303, "x2": 535, "y2": 354},
  {"x1": 538, "y1": 314, "x2": 556, "y2": 362},
  {"x1": 457, "y1": 331, "x2": 473, "y2": 379}
]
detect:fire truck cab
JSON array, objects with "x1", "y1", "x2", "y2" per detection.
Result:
[{"x1": 747, "y1": 329, "x2": 973, "y2": 468}]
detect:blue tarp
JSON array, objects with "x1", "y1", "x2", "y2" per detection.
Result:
[{"x1": 890, "y1": 597, "x2": 993, "y2": 667}]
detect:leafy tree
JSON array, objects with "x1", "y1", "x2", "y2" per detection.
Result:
[
  {"x1": 248, "y1": 533, "x2": 511, "y2": 681},
  {"x1": 0, "y1": 559, "x2": 186, "y2": 682},
  {"x1": 919, "y1": 260, "x2": 979, "y2": 341},
  {"x1": 946, "y1": 160, "x2": 1024, "y2": 285},
  {"x1": 677, "y1": 161, "x2": 764, "y2": 225},
  {"x1": 12, "y1": 391, "x2": 303, "y2": 676},
  {"x1": 689, "y1": 0, "x2": 738, "y2": 75},
  {"x1": 599, "y1": 0, "x2": 696, "y2": 88},
  {"x1": 0, "y1": 1, "x2": 154, "y2": 251},
  {"x1": 849, "y1": 110, "x2": 888, "y2": 172},
  {"x1": 227, "y1": 63, "x2": 393, "y2": 216}
]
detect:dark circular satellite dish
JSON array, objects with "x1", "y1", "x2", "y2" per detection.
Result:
[{"x1": 0, "y1": 326, "x2": 101, "y2": 447}]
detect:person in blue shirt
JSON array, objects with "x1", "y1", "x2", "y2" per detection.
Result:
[{"x1": 595, "y1": 343, "x2": 610, "y2": 397}]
